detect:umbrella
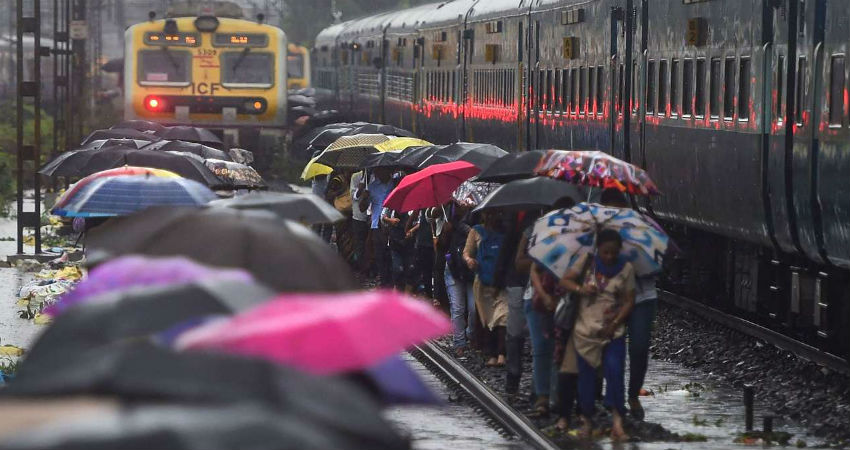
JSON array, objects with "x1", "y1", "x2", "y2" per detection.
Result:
[
  {"x1": 155, "y1": 125, "x2": 223, "y2": 147},
  {"x1": 0, "y1": 398, "x2": 121, "y2": 441},
  {"x1": 534, "y1": 149, "x2": 661, "y2": 196},
  {"x1": 527, "y1": 202, "x2": 669, "y2": 278},
  {"x1": 451, "y1": 180, "x2": 500, "y2": 208},
  {"x1": 175, "y1": 289, "x2": 450, "y2": 374},
  {"x1": 383, "y1": 161, "x2": 480, "y2": 213},
  {"x1": 349, "y1": 122, "x2": 415, "y2": 138},
  {"x1": 474, "y1": 177, "x2": 583, "y2": 212},
  {"x1": 51, "y1": 167, "x2": 181, "y2": 212},
  {"x1": 308, "y1": 127, "x2": 356, "y2": 151},
  {"x1": 312, "y1": 134, "x2": 392, "y2": 170},
  {"x1": 300, "y1": 155, "x2": 334, "y2": 180},
  {"x1": 359, "y1": 150, "x2": 406, "y2": 170},
  {"x1": 82, "y1": 138, "x2": 152, "y2": 150},
  {"x1": 394, "y1": 145, "x2": 441, "y2": 168},
  {"x1": 101, "y1": 57, "x2": 124, "y2": 73},
  {"x1": 201, "y1": 158, "x2": 265, "y2": 189},
  {"x1": 362, "y1": 355, "x2": 442, "y2": 405},
  {"x1": 418, "y1": 142, "x2": 508, "y2": 170},
  {"x1": 46, "y1": 255, "x2": 253, "y2": 316},
  {"x1": 476, "y1": 150, "x2": 547, "y2": 183},
  {"x1": 80, "y1": 128, "x2": 160, "y2": 145},
  {"x1": 0, "y1": 403, "x2": 408, "y2": 450},
  {"x1": 210, "y1": 192, "x2": 344, "y2": 224},
  {"x1": 86, "y1": 206, "x2": 357, "y2": 292},
  {"x1": 24, "y1": 280, "x2": 274, "y2": 367},
  {"x1": 110, "y1": 119, "x2": 165, "y2": 133},
  {"x1": 39, "y1": 144, "x2": 224, "y2": 187},
  {"x1": 143, "y1": 139, "x2": 231, "y2": 160},
  {"x1": 289, "y1": 94, "x2": 317, "y2": 108},
  {"x1": 50, "y1": 175, "x2": 218, "y2": 218}
]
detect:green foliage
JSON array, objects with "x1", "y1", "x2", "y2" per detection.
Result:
[
  {"x1": 0, "y1": 100, "x2": 57, "y2": 214},
  {"x1": 0, "y1": 356, "x2": 19, "y2": 376}
]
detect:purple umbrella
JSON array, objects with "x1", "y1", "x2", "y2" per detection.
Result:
[
  {"x1": 359, "y1": 355, "x2": 442, "y2": 406},
  {"x1": 46, "y1": 256, "x2": 253, "y2": 316}
]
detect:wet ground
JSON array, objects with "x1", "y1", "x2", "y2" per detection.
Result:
[
  {"x1": 384, "y1": 353, "x2": 524, "y2": 450},
  {"x1": 0, "y1": 213, "x2": 43, "y2": 351}
]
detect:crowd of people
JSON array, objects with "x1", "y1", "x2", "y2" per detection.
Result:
[{"x1": 312, "y1": 168, "x2": 658, "y2": 441}]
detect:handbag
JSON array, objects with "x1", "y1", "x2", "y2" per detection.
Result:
[
  {"x1": 553, "y1": 255, "x2": 592, "y2": 331},
  {"x1": 333, "y1": 191, "x2": 352, "y2": 213}
]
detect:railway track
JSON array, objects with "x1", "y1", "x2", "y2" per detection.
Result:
[
  {"x1": 410, "y1": 341, "x2": 560, "y2": 450},
  {"x1": 659, "y1": 290, "x2": 849, "y2": 375}
]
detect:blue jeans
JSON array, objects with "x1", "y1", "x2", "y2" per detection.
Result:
[
  {"x1": 524, "y1": 298, "x2": 554, "y2": 397},
  {"x1": 628, "y1": 299, "x2": 657, "y2": 399},
  {"x1": 577, "y1": 336, "x2": 626, "y2": 417},
  {"x1": 445, "y1": 265, "x2": 475, "y2": 348}
]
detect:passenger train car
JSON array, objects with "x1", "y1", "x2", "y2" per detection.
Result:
[
  {"x1": 287, "y1": 43, "x2": 311, "y2": 89},
  {"x1": 124, "y1": 4, "x2": 286, "y2": 165},
  {"x1": 313, "y1": 0, "x2": 850, "y2": 360}
]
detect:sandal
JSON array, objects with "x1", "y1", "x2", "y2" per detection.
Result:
[{"x1": 527, "y1": 397, "x2": 549, "y2": 417}]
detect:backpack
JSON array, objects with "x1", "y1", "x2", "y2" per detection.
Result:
[{"x1": 473, "y1": 224, "x2": 505, "y2": 286}]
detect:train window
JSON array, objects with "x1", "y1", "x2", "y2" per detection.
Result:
[
  {"x1": 646, "y1": 60, "x2": 656, "y2": 115},
  {"x1": 796, "y1": 57, "x2": 807, "y2": 126},
  {"x1": 221, "y1": 52, "x2": 274, "y2": 87},
  {"x1": 695, "y1": 59, "x2": 705, "y2": 117},
  {"x1": 658, "y1": 60, "x2": 668, "y2": 117},
  {"x1": 617, "y1": 64, "x2": 624, "y2": 115},
  {"x1": 538, "y1": 71, "x2": 545, "y2": 111},
  {"x1": 829, "y1": 55, "x2": 845, "y2": 126},
  {"x1": 546, "y1": 70, "x2": 553, "y2": 112},
  {"x1": 596, "y1": 66, "x2": 604, "y2": 116},
  {"x1": 451, "y1": 71, "x2": 456, "y2": 102},
  {"x1": 562, "y1": 69, "x2": 570, "y2": 113},
  {"x1": 571, "y1": 68, "x2": 578, "y2": 114},
  {"x1": 671, "y1": 59, "x2": 680, "y2": 117},
  {"x1": 631, "y1": 62, "x2": 639, "y2": 113},
  {"x1": 554, "y1": 70, "x2": 561, "y2": 113},
  {"x1": 709, "y1": 58, "x2": 721, "y2": 118},
  {"x1": 579, "y1": 66, "x2": 587, "y2": 114},
  {"x1": 776, "y1": 55, "x2": 785, "y2": 122},
  {"x1": 138, "y1": 49, "x2": 191, "y2": 86},
  {"x1": 739, "y1": 58, "x2": 751, "y2": 121},
  {"x1": 724, "y1": 57, "x2": 736, "y2": 119},
  {"x1": 588, "y1": 67, "x2": 596, "y2": 115}
]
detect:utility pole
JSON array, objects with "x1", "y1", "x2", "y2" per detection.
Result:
[{"x1": 70, "y1": 0, "x2": 86, "y2": 144}]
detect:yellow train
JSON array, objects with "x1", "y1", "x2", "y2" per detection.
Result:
[
  {"x1": 123, "y1": 11, "x2": 288, "y2": 135},
  {"x1": 287, "y1": 43, "x2": 310, "y2": 90}
]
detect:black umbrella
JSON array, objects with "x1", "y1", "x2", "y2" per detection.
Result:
[
  {"x1": 80, "y1": 128, "x2": 160, "y2": 146},
  {"x1": 394, "y1": 145, "x2": 442, "y2": 169},
  {"x1": 20, "y1": 279, "x2": 275, "y2": 368},
  {"x1": 143, "y1": 139, "x2": 231, "y2": 160},
  {"x1": 476, "y1": 150, "x2": 547, "y2": 183},
  {"x1": 305, "y1": 109, "x2": 341, "y2": 128},
  {"x1": 156, "y1": 126, "x2": 223, "y2": 147},
  {"x1": 110, "y1": 119, "x2": 165, "y2": 133},
  {"x1": 210, "y1": 192, "x2": 344, "y2": 224},
  {"x1": 81, "y1": 138, "x2": 152, "y2": 150},
  {"x1": 38, "y1": 144, "x2": 223, "y2": 187},
  {"x1": 359, "y1": 150, "x2": 406, "y2": 170},
  {"x1": 100, "y1": 57, "x2": 123, "y2": 73},
  {"x1": 308, "y1": 127, "x2": 356, "y2": 152},
  {"x1": 418, "y1": 142, "x2": 508, "y2": 170},
  {"x1": 314, "y1": 145, "x2": 379, "y2": 170},
  {"x1": 349, "y1": 123, "x2": 415, "y2": 138},
  {"x1": 473, "y1": 177, "x2": 583, "y2": 212},
  {"x1": 86, "y1": 206, "x2": 357, "y2": 292},
  {"x1": 289, "y1": 94, "x2": 317, "y2": 108},
  {"x1": 3, "y1": 343, "x2": 409, "y2": 450}
]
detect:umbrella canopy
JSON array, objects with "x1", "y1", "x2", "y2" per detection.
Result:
[
  {"x1": 527, "y1": 202, "x2": 669, "y2": 278},
  {"x1": 474, "y1": 177, "x2": 583, "y2": 212},
  {"x1": 312, "y1": 134, "x2": 393, "y2": 170},
  {"x1": 383, "y1": 161, "x2": 480, "y2": 213},
  {"x1": 476, "y1": 150, "x2": 547, "y2": 183},
  {"x1": 50, "y1": 175, "x2": 217, "y2": 218},
  {"x1": 210, "y1": 192, "x2": 344, "y2": 224},
  {"x1": 201, "y1": 158, "x2": 265, "y2": 189},
  {"x1": 175, "y1": 290, "x2": 450, "y2": 374},
  {"x1": 47, "y1": 255, "x2": 253, "y2": 316},
  {"x1": 418, "y1": 142, "x2": 508, "y2": 170},
  {"x1": 24, "y1": 280, "x2": 274, "y2": 367},
  {"x1": 300, "y1": 155, "x2": 334, "y2": 180},
  {"x1": 110, "y1": 119, "x2": 165, "y2": 133},
  {"x1": 86, "y1": 206, "x2": 357, "y2": 292},
  {"x1": 535, "y1": 150, "x2": 661, "y2": 195},
  {"x1": 155, "y1": 125, "x2": 223, "y2": 147},
  {"x1": 2, "y1": 346, "x2": 410, "y2": 449},
  {"x1": 373, "y1": 137, "x2": 431, "y2": 152},
  {"x1": 349, "y1": 122, "x2": 414, "y2": 138},
  {"x1": 307, "y1": 126, "x2": 356, "y2": 151},
  {"x1": 451, "y1": 180, "x2": 500, "y2": 208},
  {"x1": 82, "y1": 138, "x2": 152, "y2": 150},
  {"x1": 39, "y1": 144, "x2": 223, "y2": 187},
  {"x1": 394, "y1": 145, "x2": 441, "y2": 168},
  {"x1": 143, "y1": 140, "x2": 231, "y2": 160},
  {"x1": 80, "y1": 128, "x2": 160, "y2": 145},
  {"x1": 52, "y1": 167, "x2": 181, "y2": 212},
  {"x1": 359, "y1": 150, "x2": 405, "y2": 170}
]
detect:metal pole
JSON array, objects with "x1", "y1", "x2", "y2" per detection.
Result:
[{"x1": 743, "y1": 385, "x2": 755, "y2": 432}]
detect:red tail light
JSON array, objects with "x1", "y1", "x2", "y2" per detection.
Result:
[{"x1": 144, "y1": 96, "x2": 164, "y2": 111}]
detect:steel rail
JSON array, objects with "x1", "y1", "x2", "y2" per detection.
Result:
[
  {"x1": 411, "y1": 340, "x2": 561, "y2": 450},
  {"x1": 659, "y1": 290, "x2": 849, "y2": 375}
]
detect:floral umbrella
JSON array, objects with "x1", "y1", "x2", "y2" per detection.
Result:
[{"x1": 534, "y1": 150, "x2": 660, "y2": 196}]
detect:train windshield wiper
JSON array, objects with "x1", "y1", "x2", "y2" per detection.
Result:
[
  {"x1": 161, "y1": 46, "x2": 182, "y2": 74},
  {"x1": 231, "y1": 47, "x2": 251, "y2": 74}
]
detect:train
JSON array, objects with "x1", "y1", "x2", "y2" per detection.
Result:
[
  {"x1": 123, "y1": 2, "x2": 287, "y2": 165},
  {"x1": 287, "y1": 43, "x2": 311, "y2": 89},
  {"x1": 312, "y1": 0, "x2": 850, "y2": 361}
]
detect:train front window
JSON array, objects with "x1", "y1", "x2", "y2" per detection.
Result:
[
  {"x1": 221, "y1": 51, "x2": 274, "y2": 88},
  {"x1": 288, "y1": 54, "x2": 305, "y2": 78},
  {"x1": 138, "y1": 49, "x2": 191, "y2": 86}
]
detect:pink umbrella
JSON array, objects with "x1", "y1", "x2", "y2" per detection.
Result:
[
  {"x1": 174, "y1": 290, "x2": 450, "y2": 374},
  {"x1": 46, "y1": 256, "x2": 252, "y2": 316},
  {"x1": 382, "y1": 161, "x2": 480, "y2": 213}
]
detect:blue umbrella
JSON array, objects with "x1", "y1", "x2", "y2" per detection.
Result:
[{"x1": 52, "y1": 175, "x2": 217, "y2": 218}]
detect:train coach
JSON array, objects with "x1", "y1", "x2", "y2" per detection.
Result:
[
  {"x1": 313, "y1": 0, "x2": 850, "y2": 361},
  {"x1": 124, "y1": 4, "x2": 287, "y2": 164}
]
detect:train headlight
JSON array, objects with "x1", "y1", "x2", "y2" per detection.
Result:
[
  {"x1": 194, "y1": 16, "x2": 219, "y2": 32},
  {"x1": 145, "y1": 96, "x2": 164, "y2": 111}
]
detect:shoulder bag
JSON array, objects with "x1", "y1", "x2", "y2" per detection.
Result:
[{"x1": 553, "y1": 255, "x2": 593, "y2": 331}]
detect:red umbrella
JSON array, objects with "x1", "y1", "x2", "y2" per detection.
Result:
[{"x1": 382, "y1": 161, "x2": 480, "y2": 213}]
